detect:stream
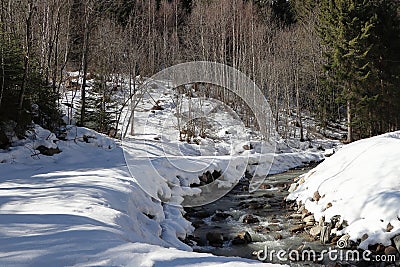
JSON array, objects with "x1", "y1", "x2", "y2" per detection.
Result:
[{"x1": 184, "y1": 166, "x2": 329, "y2": 266}]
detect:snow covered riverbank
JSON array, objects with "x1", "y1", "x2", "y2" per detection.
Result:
[
  {"x1": 0, "y1": 76, "x2": 343, "y2": 266},
  {"x1": 0, "y1": 121, "x2": 337, "y2": 266},
  {"x1": 287, "y1": 131, "x2": 400, "y2": 251}
]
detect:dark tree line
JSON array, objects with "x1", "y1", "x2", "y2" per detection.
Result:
[
  {"x1": 317, "y1": 0, "x2": 400, "y2": 141},
  {"x1": 0, "y1": 0, "x2": 399, "y2": 146}
]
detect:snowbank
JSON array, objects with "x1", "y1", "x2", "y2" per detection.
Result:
[
  {"x1": 287, "y1": 131, "x2": 400, "y2": 249},
  {"x1": 0, "y1": 78, "x2": 337, "y2": 266},
  {"x1": 0, "y1": 125, "x2": 282, "y2": 266}
]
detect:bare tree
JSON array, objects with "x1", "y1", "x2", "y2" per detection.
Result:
[{"x1": 18, "y1": 0, "x2": 34, "y2": 112}]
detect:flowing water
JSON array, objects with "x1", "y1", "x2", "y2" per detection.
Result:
[{"x1": 185, "y1": 167, "x2": 328, "y2": 266}]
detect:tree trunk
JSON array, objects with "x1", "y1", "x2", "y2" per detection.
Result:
[
  {"x1": 0, "y1": 0, "x2": 5, "y2": 109},
  {"x1": 0, "y1": 45, "x2": 4, "y2": 109},
  {"x1": 295, "y1": 68, "x2": 304, "y2": 141},
  {"x1": 130, "y1": 72, "x2": 136, "y2": 136},
  {"x1": 18, "y1": 0, "x2": 33, "y2": 112},
  {"x1": 346, "y1": 99, "x2": 353, "y2": 143},
  {"x1": 52, "y1": 7, "x2": 61, "y2": 94},
  {"x1": 80, "y1": 2, "x2": 91, "y2": 126},
  {"x1": 80, "y1": 49, "x2": 88, "y2": 126}
]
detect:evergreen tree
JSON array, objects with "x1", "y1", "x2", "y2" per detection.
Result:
[
  {"x1": 0, "y1": 35, "x2": 30, "y2": 144},
  {"x1": 292, "y1": 0, "x2": 318, "y2": 21},
  {"x1": 0, "y1": 33, "x2": 61, "y2": 148},
  {"x1": 77, "y1": 78, "x2": 117, "y2": 134},
  {"x1": 366, "y1": 0, "x2": 400, "y2": 135},
  {"x1": 271, "y1": 0, "x2": 297, "y2": 25},
  {"x1": 317, "y1": 0, "x2": 399, "y2": 141}
]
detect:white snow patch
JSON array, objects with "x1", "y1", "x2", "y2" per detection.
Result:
[
  {"x1": 0, "y1": 125, "x2": 282, "y2": 266},
  {"x1": 287, "y1": 131, "x2": 400, "y2": 249}
]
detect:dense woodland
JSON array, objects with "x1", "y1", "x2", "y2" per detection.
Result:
[{"x1": 0, "y1": 0, "x2": 399, "y2": 148}]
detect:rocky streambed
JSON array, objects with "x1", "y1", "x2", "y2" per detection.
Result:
[{"x1": 183, "y1": 166, "x2": 400, "y2": 267}]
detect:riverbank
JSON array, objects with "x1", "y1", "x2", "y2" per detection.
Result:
[
  {"x1": 286, "y1": 131, "x2": 400, "y2": 266},
  {"x1": 185, "y1": 131, "x2": 400, "y2": 267}
]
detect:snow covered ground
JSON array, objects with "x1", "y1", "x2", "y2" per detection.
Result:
[
  {"x1": 0, "y1": 126, "x2": 286, "y2": 266},
  {"x1": 118, "y1": 83, "x2": 336, "y2": 206},
  {"x1": 0, "y1": 78, "x2": 339, "y2": 266},
  {"x1": 287, "y1": 131, "x2": 400, "y2": 250}
]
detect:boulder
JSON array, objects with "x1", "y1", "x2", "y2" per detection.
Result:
[
  {"x1": 330, "y1": 235, "x2": 340, "y2": 244},
  {"x1": 309, "y1": 226, "x2": 322, "y2": 237},
  {"x1": 263, "y1": 203, "x2": 272, "y2": 209},
  {"x1": 232, "y1": 231, "x2": 252, "y2": 245},
  {"x1": 301, "y1": 208, "x2": 309, "y2": 215},
  {"x1": 336, "y1": 234, "x2": 350, "y2": 249},
  {"x1": 192, "y1": 220, "x2": 205, "y2": 228},
  {"x1": 305, "y1": 221, "x2": 315, "y2": 226},
  {"x1": 361, "y1": 233, "x2": 369, "y2": 242},
  {"x1": 254, "y1": 226, "x2": 270, "y2": 233},
  {"x1": 242, "y1": 143, "x2": 253, "y2": 150},
  {"x1": 212, "y1": 170, "x2": 221, "y2": 179},
  {"x1": 393, "y1": 235, "x2": 400, "y2": 254},
  {"x1": 212, "y1": 212, "x2": 231, "y2": 222},
  {"x1": 36, "y1": 145, "x2": 61, "y2": 156},
  {"x1": 375, "y1": 244, "x2": 386, "y2": 253},
  {"x1": 0, "y1": 130, "x2": 10, "y2": 149},
  {"x1": 151, "y1": 104, "x2": 164, "y2": 110},
  {"x1": 268, "y1": 224, "x2": 283, "y2": 231},
  {"x1": 297, "y1": 205, "x2": 305, "y2": 214},
  {"x1": 242, "y1": 144, "x2": 251, "y2": 150},
  {"x1": 384, "y1": 246, "x2": 398, "y2": 256},
  {"x1": 248, "y1": 202, "x2": 265, "y2": 210},
  {"x1": 303, "y1": 215, "x2": 315, "y2": 225},
  {"x1": 206, "y1": 232, "x2": 224, "y2": 247},
  {"x1": 193, "y1": 210, "x2": 210, "y2": 219},
  {"x1": 313, "y1": 191, "x2": 321, "y2": 202},
  {"x1": 199, "y1": 171, "x2": 214, "y2": 184},
  {"x1": 242, "y1": 214, "x2": 259, "y2": 224},
  {"x1": 290, "y1": 224, "x2": 305, "y2": 233},
  {"x1": 259, "y1": 184, "x2": 271, "y2": 190}
]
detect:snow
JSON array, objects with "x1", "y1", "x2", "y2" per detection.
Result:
[
  {"x1": 287, "y1": 131, "x2": 400, "y2": 249},
  {"x1": 0, "y1": 75, "x2": 339, "y2": 266},
  {"x1": 117, "y1": 82, "x2": 338, "y2": 205},
  {"x1": 75, "y1": 243, "x2": 278, "y2": 267},
  {"x1": 0, "y1": 125, "x2": 287, "y2": 266}
]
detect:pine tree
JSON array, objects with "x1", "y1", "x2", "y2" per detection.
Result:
[
  {"x1": 0, "y1": 33, "x2": 61, "y2": 147},
  {"x1": 271, "y1": 0, "x2": 296, "y2": 25},
  {"x1": 0, "y1": 35, "x2": 29, "y2": 144},
  {"x1": 292, "y1": 0, "x2": 318, "y2": 21},
  {"x1": 318, "y1": 0, "x2": 379, "y2": 142},
  {"x1": 78, "y1": 78, "x2": 117, "y2": 134},
  {"x1": 367, "y1": 0, "x2": 400, "y2": 135}
]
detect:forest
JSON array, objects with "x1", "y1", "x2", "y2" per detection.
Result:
[{"x1": 0, "y1": 0, "x2": 399, "y2": 147}]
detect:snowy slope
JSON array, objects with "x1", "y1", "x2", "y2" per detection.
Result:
[
  {"x1": 0, "y1": 77, "x2": 338, "y2": 266},
  {"x1": 287, "y1": 131, "x2": 400, "y2": 249},
  {"x1": 0, "y1": 126, "x2": 283, "y2": 266}
]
